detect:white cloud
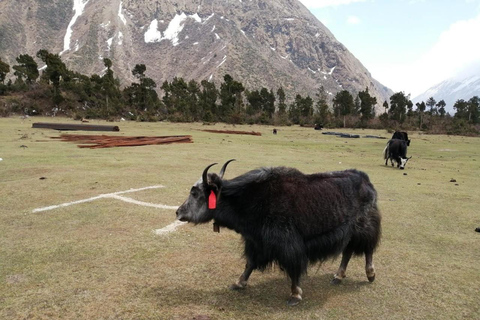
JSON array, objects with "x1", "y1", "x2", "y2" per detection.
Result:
[
  {"x1": 372, "y1": 13, "x2": 480, "y2": 96},
  {"x1": 347, "y1": 15, "x2": 361, "y2": 24},
  {"x1": 298, "y1": 0, "x2": 367, "y2": 9}
]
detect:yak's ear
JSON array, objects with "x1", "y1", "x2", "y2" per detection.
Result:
[
  {"x1": 206, "y1": 173, "x2": 223, "y2": 210},
  {"x1": 206, "y1": 173, "x2": 223, "y2": 193}
]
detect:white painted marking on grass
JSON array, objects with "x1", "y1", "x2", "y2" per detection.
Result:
[
  {"x1": 31, "y1": 185, "x2": 187, "y2": 236},
  {"x1": 154, "y1": 220, "x2": 187, "y2": 235},
  {"x1": 32, "y1": 194, "x2": 107, "y2": 213},
  {"x1": 108, "y1": 194, "x2": 179, "y2": 210},
  {"x1": 32, "y1": 185, "x2": 165, "y2": 213}
]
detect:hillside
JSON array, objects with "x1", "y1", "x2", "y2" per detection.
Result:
[{"x1": 0, "y1": 0, "x2": 393, "y2": 106}]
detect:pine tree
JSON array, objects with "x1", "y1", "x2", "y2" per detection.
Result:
[
  {"x1": 389, "y1": 92, "x2": 411, "y2": 123},
  {"x1": 101, "y1": 58, "x2": 122, "y2": 117},
  {"x1": 382, "y1": 100, "x2": 389, "y2": 114},
  {"x1": 124, "y1": 64, "x2": 161, "y2": 119},
  {"x1": 219, "y1": 74, "x2": 244, "y2": 122},
  {"x1": 436, "y1": 100, "x2": 446, "y2": 117},
  {"x1": 13, "y1": 54, "x2": 39, "y2": 85},
  {"x1": 246, "y1": 89, "x2": 262, "y2": 115},
  {"x1": 358, "y1": 87, "x2": 377, "y2": 122},
  {"x1": 467, "y1": 96, "x2": 480, "y2": 124},
  {"x1": 0, "y1": 58, "x2": 10, "y2": 95},
  {"x1": 199, "y1": 80, "x2": 218, "y2": 122},
  {"x1": 314, "y1": 86, "x2": 330, "y2": 125},
  {"x1": 426, "y1": 97, "x2": 437, "y2": 115},
  {"x1": 260, "y1": 88, "x2": 275, "y2": 119},
  {"x1": 333, "y1": 90, "x2": 354, "y2": 127},
  {"x1": 453, "y1": 99, "x2": 468, "y2": 120},
  {"x1": 276, "y1": 87, "x2": 287, "y2": 115},
  {"x1": 0, "y1": 58, "x2": 9, "y2": 84},
  {"x1": 36, "y1": 49, "x2": 69, "y2": 87},
  {"x1": 187, "y1": 79, "x2": 200, "y2": 121}
]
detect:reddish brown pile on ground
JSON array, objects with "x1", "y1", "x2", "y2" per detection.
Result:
[
  {"x1": 200, "y1": 129, "x2": 261, "y2": 136},
  {"x1": 53, "y1": 134, "x2": 193, "y2": 148}
]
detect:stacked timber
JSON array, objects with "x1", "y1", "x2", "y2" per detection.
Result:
[
  {"x1": 33, "y1": 123, "x2": 120, "y2": 131},
  {"x1": 200, "y1": 129, "x2": 261, "y2": 136},
  {"x1": 53, "y1": 134, "x2": 193, "y2": 148}
]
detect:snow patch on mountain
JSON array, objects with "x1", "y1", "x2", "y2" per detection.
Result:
[
  {"x1": 61, "y1": 0, "x2": 89, "y2": 55},
  {"x1": 118, "y1": 1, "x2": 127, "y2": 25},
  {"x1": 144, "y1": 12, "x2": 203, "y2": 45}
]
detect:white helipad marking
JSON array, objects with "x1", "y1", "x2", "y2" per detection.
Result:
[
  {"x1": 32, "y1": 185, "x2": 186, "y2": 236},
  {"x1": 109, "y1": 195, "x2": 179, "y2": 210},
  {"x1": 154, "y1": 220, "x2": 187, "y2": 235},
  {"x1": 32, "y1": 185, "x2": 166, "y2": 213}
]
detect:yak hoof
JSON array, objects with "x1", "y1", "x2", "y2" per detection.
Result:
[
  {"x1": 330, "y1": 277, "x2": 342, "y2": 285},
  {"x1": 287, "y1": 296, "x2": 302, "y2": 306},
  {"x1": 229, "y1": 283, "x2": 246, "y2": 291},
  {"x1": 368, "y1": 274, "x2": 376, "y2": 282}
]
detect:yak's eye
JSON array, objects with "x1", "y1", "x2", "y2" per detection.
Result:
[{"x1": 190, "y1": 188, "x2": 200, "y2": 198}]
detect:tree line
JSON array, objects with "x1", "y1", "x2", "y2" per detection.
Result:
[{"x1": 0, "y1": 51, "x2": 479, "y2": 135}]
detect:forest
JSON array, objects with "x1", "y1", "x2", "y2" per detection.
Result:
[{"x1": 1, "y1": 50, "x2": 479, "y2": 135}]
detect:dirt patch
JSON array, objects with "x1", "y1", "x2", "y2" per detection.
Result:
[
  {"x1": 53, "y1": 134, "x2": 193, "y2": 148},
  {"x1": 6, "y1": 274, "x2": 28, "y2": 284}
]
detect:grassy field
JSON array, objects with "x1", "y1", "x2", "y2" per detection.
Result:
[{"x1": 1, "y1": 117, "x2": 479, "y2": 320}]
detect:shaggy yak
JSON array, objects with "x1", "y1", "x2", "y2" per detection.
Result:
[
  {"x1": 383, "y1": 139, "x2": 412, "y2": 169},
  {"x1": 176, "y1": 160, "x2": 382, "y2": 305}
]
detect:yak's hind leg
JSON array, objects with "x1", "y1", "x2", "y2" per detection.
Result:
[
  {"x1": 331, "y1": 246, "x2": 354, "y2": 284},
  {"x1": 287, "y1": 274, "x2": 303, "y2": 306},
  {"x1": 365, "y1": 250, "x2": 376, "y2": 282}
]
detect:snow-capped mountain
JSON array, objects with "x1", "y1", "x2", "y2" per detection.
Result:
[
  {"x1": 413, "y1": 65, "x2": 480, "y2": 114},
  {"x1": 0, "y1": 0, "x2": 393, "y2": 105}
]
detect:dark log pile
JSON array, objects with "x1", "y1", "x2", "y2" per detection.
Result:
[
  {"x1": 200, "y1": 129, "x2": 261, "y2": 136},
  {"x1": 33, "y1": 123, "x2": 120, "y2": 131},
  {"x1": 53, "y1": 134, "x2": 193, "y2": 148}
]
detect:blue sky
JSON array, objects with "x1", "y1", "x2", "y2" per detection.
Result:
[{"x1": 298, "y1": 0, "x2": 480, "y2": 98}]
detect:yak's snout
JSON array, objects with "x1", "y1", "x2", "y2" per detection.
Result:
[{"x1": 176, "y1": 206, "x2": 189, "y2": 222}]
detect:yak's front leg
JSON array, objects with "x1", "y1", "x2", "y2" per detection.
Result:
[{"x1": 230, "y1": 261, "x2": 255, "y2": 290}]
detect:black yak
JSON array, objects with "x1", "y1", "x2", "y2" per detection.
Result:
[
  {"x1": 391, "y1": 131, "x2": 410, "y2": 146},
  {"x1": 176, "y1": 160, "x2": 382, "y2": 305},
  {"x1": 383, "y1": 139, "x2": 412, "y2": 169}
]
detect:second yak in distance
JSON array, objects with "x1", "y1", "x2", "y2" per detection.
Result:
[
  {"x1": 383, "y1": 139, "x2": 412, "y2": 169},
  {"x1": 176, "y1": 160, "x2": 382, "y2": 306}
]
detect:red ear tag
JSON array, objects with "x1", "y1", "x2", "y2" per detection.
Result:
[{"x1": 208, "y1": 190, "x2": 217, "y2": 209}]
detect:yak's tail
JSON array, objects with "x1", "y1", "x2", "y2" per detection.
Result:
[{"x1": 383, "y1": 143, "x2": 389, "y2": 160}]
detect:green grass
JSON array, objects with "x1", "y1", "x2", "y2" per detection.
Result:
[{"x1": 1, "y1": 117, "x2": 479, "y2": 319}]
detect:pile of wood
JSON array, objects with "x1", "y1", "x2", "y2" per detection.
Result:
[
  {"x1": 53, "y1": 134, "x2": 193, "y2": 149},
  {"x1": 200, "y1": 129, "x2": 261, "y2": 136},
  {"x1": 33, "y1": 122, "x2": 120, "y2": 131}
]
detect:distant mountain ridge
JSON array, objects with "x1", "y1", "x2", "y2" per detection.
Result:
[
  {"x1": 413, "y1": 64, "x2": 480, "y2": 114},
  {"x1": 0, "y1": 0, "x2": 393, "y2": 107}
]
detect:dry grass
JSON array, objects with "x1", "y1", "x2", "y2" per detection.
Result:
[{"x1": 1, "y1": 117, "x2": 479, "y2": 319}]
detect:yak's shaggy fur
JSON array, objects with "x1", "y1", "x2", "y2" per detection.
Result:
[
  {"x1": 176, "y1": 162, "x2": 382, "y2": 305},
  {"x1": 384, "y1": 139, "x2": 411, "y2": 169}
]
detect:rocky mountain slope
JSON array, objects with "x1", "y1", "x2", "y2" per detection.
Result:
[{"x1": 0, "y1": 0, "x2": 393, "y2": 106}]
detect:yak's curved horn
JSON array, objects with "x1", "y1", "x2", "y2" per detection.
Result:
[
  {"x1": 219, "y1": 159, "x2": 236, "y2": 179},
  {"x1": 202, "y1": 163, "x2": 217, "y2": 185}
]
